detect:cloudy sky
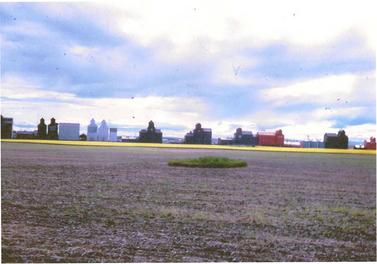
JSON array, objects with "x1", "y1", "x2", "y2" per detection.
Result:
[{"x1": 0, "y1": 0, "x2": 375, "y2": 140}]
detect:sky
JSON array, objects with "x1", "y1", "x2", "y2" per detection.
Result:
[{"x1": 0, "y1": 0, "x2": 376, "y2": 141}]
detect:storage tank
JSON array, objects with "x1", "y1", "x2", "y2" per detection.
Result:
[{"x1": 87, "y1": 119, "x2": 98, "y2": 141}]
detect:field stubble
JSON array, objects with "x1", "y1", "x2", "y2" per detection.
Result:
[{"x1": 1, "y1": 143, "x2": 376, "y2": 262}]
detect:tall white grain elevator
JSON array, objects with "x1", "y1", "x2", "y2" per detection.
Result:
[
  {"x1": 97, "y1": 120, "x2": 109, "y2": 141},
  {"x1": 87, "y1": 118, "x2": 98, "y2": 141}
]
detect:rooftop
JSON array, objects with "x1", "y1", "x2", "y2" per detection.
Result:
[{"x1": 257, "y1": 132, "x2": 276, "y2": 136}]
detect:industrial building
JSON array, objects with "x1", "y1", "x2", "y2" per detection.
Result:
[
  {"x1": 86, "y1": 119, "x2": 116, "y2": 141},
  {"x1": 1, "y1": 115, "x2": 13, "y2": 139},
  {"x1": 37, "y1": 118, "x2": 47, "y2": 139},
  {"x1": 47, "y1": 118, "x2": 59, "y2": 140},
  {"x1": 234, "y1": 128, "x2": 257, "y2": 145},
  {"x1": 15, "y1": 130, "x2": 38, "y2": 139},
  {"x1": 109, "y1": 128, "x2": 118, "y2": 142},
  {"x1": 58, "y1": 123, "x2": 80, "y2": 141},
  {"x1": 257, "y1": 129, "x2": 284, "y2": 146},
  {"x1": 324, "y1": 130, "x2": 348, "y2": 149},
  {"x1": 97, "y1": 120, "x2": 109, "y2": 141},
  {"x1": 301, "y1": 140, "x2": 324, "y2": 148},
  {"x1": 283, "y1": 139, "x2": 303, "y2": 148},
  {"x1": 87, "y1": 119, "x2": 98, "y2": 141},
  {"x1": 139, "y1": 120, "x2": 162, "y2": 143},
  {"x1": 0, "y1": 113, "x2": 358, "y2": 150},
  {"x1": 364, "y1": 137, "x2": 376, "y2": 150},
  {"x1": 218, "y1": 128, "x2": 256, "y2": 146},
  {"x1": 217, "y1": 138, "x2": 234, "y2": 145},
  {"x1": 163, "y1": 137, "x2": 183, "y2": 144},
  {"x1": 184, "y1": 123, "x2": 212, "y2": 144}
]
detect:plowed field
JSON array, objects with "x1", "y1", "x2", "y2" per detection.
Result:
[{"x1": 1, "y1": 142, "x2": 376, "y2": 262}]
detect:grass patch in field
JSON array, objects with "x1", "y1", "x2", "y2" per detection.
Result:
[
  {"x1": 168, "y1": 156, "x2": 247, "y2": 168},
  {"x1": 3, "y1": 139, "x2": 375, "y2": 155}
]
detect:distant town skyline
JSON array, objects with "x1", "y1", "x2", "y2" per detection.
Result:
[{"x1": 0, "y1": 0, "x2": 375, "y2": 141}]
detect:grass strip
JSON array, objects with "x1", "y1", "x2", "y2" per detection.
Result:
[
  {"x1": 1, "y1": 139, "x2": 375, "y2": 155},
  {"x1": 168, "y1": 156, "x2": 247, "y2": 168}
]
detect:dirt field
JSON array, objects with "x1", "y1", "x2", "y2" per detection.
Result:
[{"x1": 1, "y1": 142, "x2": 376, "y2": 262}]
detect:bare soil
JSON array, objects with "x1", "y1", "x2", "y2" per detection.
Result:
[{"x1": 1, "y1": 142, "x2": 376, "y2": 262}]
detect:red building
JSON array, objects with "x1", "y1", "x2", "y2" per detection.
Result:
[
  {"x1": 257, "y1": 129, "x2": 284, "y2": 146},
  {"x1": 364, "y1": 137, "x2": 376, "y2": 150}
]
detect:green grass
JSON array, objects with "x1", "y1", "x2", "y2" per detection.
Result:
[{"x1": 168, "y1": 156, "x2": 247, "y2": 168}]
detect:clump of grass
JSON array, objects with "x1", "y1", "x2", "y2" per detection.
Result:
[
  {"x1": 168, "y1": 156, "x2": 247, "y2": 168},
  {"x1": 105, "y1": 218, "x2": 116, "y2": 227}
]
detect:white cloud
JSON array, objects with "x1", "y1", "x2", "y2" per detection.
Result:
[
  {"x1": 0, "y1": 78, "x2": 208, "y2": 137},
  {"x1": 262, "y1": 74, "x2": 355, "y2": 105},
  {"x1": 1, "y1": 76, "x2": 76, "y2": 101},
  {"x1": 261, "y1": 73, "x2": 375, "y2": 106},
  {"x1": 311, "y1": 106, "x2": 368, "y2": 120},
  {"x1": 234, "y1": 102, "x2": 375, "y2": 140},
  {"x1": 99, "y1": 0, "x2": 376, "y2": 55},
  {"x1": 70, "y1": 45, "x2": 97, "y2": 57},
  {"x1": 65, "y1": 44, "x2": 131, "y2": 75},
  {"x1": 205, "y1": 120, "x2": 258, "y2": 139},
  {"x1": 209, "y1": 54, "x2": 259, "y2": 86},
  {"x1": 1, "y1": 20, "x2": 51, "y2": 38},
  {"x1": 343, "y1": 123, "x2": 376, "y2": 140},
  {"x1": 1, "y1": 2, "x2": 375, "y2": 141},
  {"x1": 279, "y1": 121, "x2": 337, "y2": 141},
  {"x1": 2, "y1": 77, "x2": 374, "y2": 140},
  {"x1": 279, "y1": 122, "x2": 376, "y2": 141}
]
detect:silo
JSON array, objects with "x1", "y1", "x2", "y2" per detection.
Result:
[
  {"x1": 37, "y1": 118, "x2": 47, "y2": 139},
  {"x1": 98, "y1": 120, "x2": 109, "y2": 141},
  {"x1": 1, "y1": 115, "x2": 13, "y2": 139},
  {"x1": 47, "y1": 118, "x2": 59, "y2": 140},
  {"x1": 87, "y1": 119, "x2": 98, "y2": 141}
]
